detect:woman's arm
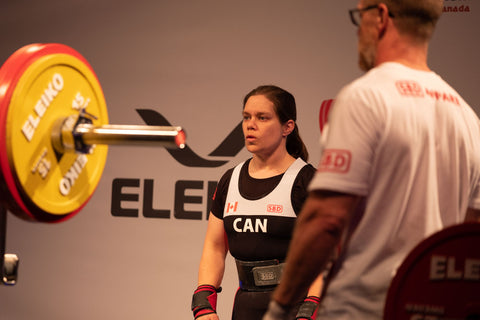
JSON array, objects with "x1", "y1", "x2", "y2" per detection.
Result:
[
  {"x1": 193, "y1": 214, "x2": 228, "y2": 319},
  {"x1": 198, "y1": 214, "x2": 228, "y2": 287},
  {"x1": 306, "y1": 273, "x2": 323, "y2": 297}
]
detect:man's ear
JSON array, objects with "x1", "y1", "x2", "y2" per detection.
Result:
[{"x1": 377, "y1": 3, "x2": 391, "y2": 37}]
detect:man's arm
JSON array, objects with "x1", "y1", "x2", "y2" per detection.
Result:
[
  {"x1": 465, "y1": 207, "x2": 480, "y2": 222},
  {"x1": 271, "y1": 189, "x2": 362, "y2": 309}
]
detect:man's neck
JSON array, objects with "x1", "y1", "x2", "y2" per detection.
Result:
[{"x1": 376, "y1": 33, "x2": 430, "y2": 71}]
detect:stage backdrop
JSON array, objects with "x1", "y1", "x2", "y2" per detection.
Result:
[{"x1": 0, "y1": 0, "x2": 478, "y2": 319}]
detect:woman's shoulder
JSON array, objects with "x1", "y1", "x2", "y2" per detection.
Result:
[
  {"x1": 296, "y1": 162, "x2": 316, "y2": 184},
  {"x1": 300, "y1": 161, "x2": 316, "y2": 174}
]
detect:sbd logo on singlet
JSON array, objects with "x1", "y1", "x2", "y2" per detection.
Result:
[{"x1": 267, "y1": 204, "x2": 283, "y2": 214}]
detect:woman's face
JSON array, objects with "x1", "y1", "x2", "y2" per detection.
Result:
[{"x1": 242, "y1": 94, "x2": 286, "y2": 157}]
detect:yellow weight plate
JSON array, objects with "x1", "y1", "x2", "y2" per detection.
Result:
[{"x1": 6, "y1": 51, "x2": 108, "y2": 219}]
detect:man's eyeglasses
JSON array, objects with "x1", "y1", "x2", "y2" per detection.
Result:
[{"x1": 349, "y1": 4, "x2": 395, "y2": 26}]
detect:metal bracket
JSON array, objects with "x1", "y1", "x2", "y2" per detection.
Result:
[{"x1": 1, "y1": 206, "x2": 19, "y2": 285}]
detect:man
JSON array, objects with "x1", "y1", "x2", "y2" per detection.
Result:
[{"x1": 263, "y1": 0, "x2": 480, "y2": 319}]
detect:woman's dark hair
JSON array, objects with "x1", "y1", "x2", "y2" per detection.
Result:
[{"x1": 243, "y1": 85, "x2": 309, "y2": 161}]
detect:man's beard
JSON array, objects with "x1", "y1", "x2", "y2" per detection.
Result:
[{"x1": 358, "y1": 39, "x2": 377, "y2": 72}]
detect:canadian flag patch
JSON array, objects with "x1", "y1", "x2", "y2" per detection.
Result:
[{"x1": 226, "y1": 201, "x2": 238, "y2": 213}]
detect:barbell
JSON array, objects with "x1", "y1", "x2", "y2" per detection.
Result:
[{"x1": 0, "y1": 43, "x2": 186, "y2": 223}]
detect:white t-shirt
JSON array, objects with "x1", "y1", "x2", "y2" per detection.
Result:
[{"x1": 309, "y1": 62, "x2": 480, "y2": 319}]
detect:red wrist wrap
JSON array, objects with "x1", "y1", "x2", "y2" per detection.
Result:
[
  {"x1": 296, "y1": 296, "x2": 321, "y2": 320},
  {"x1": 191, "y1": 284, "x2": 221, "y2": 319}
]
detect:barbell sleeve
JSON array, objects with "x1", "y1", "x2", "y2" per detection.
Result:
[
  {"x1": 52, "y1": 115, "x2": 186, "y2": 154},
  {"x1": 75, "y1": 124, "x2": 186, "y2": 149}
]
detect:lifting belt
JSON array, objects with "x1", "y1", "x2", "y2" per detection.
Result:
[{"x1": 235, "y1": 259, "x2": 285, "y2": 291}]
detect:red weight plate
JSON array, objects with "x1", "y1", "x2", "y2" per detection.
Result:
[
  {"x1": 0, "y1": 44, "x2": 48, "y2": 220},
  {"x1": 384, "y1": 222, "x2": 480, "y2": 319}
]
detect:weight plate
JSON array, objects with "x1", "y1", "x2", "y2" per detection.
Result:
[
  {"x1": 0, "y1": 43, "x2": 108, "y2": 222},
  {"x1": 319, "y1": 99, "x2": 333, "y2": 134},
  {"x1": 384, "y1": 222, "x2": 480, "y2": 319}
]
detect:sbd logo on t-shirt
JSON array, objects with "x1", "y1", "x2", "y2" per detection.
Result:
[{"x1": 319, "y1": 149, "x2": 351, "y2": 173}]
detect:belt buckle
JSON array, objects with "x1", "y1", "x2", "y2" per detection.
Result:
[{"x1": 252, "y1": 264, "x2": 283, "y2": 286}]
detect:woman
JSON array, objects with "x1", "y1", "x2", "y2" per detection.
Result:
[{"x1": 191, "y1": 85, "x2": 323, "y2": 320}]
